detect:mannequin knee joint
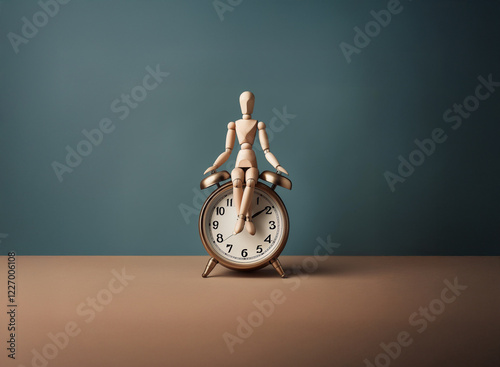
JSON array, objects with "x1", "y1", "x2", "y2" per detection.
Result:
[{"x1": 246, "y1": 178, "x2": 256, "y2": 188}]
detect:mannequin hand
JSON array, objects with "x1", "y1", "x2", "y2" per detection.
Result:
[
  {"x1": 204, "y1": 166, "x2": 217, "y2": 174},
  {"x1": 204, "y1": 151, "x2": 231, "y2": 174},
  {"x1": 277, "y1": 166, "x2": 289, "y2": 175}
]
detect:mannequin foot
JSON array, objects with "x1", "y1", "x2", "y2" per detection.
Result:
[
  {"x1": 233, "y1": 215, "x2": 245, "y2": 234},
  {"x1": 245, "y1": 216, "x2": 255, "y2": 235}
]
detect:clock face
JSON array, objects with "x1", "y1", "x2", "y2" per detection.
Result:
[{"x1": 200, "y1": 183, "x2": 288, "y2": 268}]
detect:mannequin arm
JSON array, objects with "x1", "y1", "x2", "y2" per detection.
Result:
[
  {"x1": 258, "y1": 122, "x2": 288, "y2": 175},
  {"x1": 204, "y1": 122, "x2": 236, "y2": 174}
]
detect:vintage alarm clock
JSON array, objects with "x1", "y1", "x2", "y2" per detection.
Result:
[
  {"x1": 199, "y1": 170, "x2": 291, "y2": 277},
  {"x1": 199, "y1": 91, "x2": 291, "y2": 278}
]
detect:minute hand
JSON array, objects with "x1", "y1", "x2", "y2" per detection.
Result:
[{"x1": 252, "y1": 208, "x2": 267, "y2": 219}]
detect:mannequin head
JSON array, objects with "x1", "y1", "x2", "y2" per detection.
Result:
[{"x1": 239, "y1": 91, "x2": 255, "y2": 117}]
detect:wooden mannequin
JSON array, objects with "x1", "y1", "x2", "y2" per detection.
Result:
[{"x1": 204, "y1": 91, "x2": 288, "y2": 235}]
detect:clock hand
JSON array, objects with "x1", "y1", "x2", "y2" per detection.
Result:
[
  {"x1": 229, "y1": 208, "x2": 268, "y2": 236},
  {"x1": 252, "y1": 208, "x2": 267, "y2": 218}
]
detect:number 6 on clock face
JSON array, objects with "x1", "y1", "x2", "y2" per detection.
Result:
[{"x1": 199, "y1": 182, "x2": 289, "y2": 270}]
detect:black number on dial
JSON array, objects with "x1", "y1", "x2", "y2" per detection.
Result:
[
  {"x1": 269, "y1": 221, "x2": 276, "y2": 230},
  {"x1": 226, "y1": 198, "x2": 233, "y2": 207},
  {"x1": 256, "y1": 245, "x2": 263, "y2": 253},
  {"x1": 226, "y1": 244, "x2": 233, "y2": 253},
  {"x1": 217, "y1": 234, "x2": 223, "y2": 243},
  {"x1": 241, "y1": 249, "x2": 248, "y2": 258},
  {"x1": 216, "y1": 207, "x2": 225, "y2": 215},
  {"x1": 264, "y1": 235, "x2": 271, "y2": 243},
  {"x1": 212, "y1": 221, "x2": 219, "y2": 230},
  {"x1": 265, "y1": 206, "x2": 272, "y2": 214}
]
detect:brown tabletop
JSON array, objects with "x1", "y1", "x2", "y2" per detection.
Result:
[{"x1": 1, "y1": 256, "x2": 499, "y2": 367}]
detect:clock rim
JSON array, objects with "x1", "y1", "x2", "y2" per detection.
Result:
[{"x1": 199, "y1": 181, "x2": 289, "y2": 271}]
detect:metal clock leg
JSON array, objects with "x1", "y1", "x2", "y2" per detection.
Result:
[
  {"x1": 270, "y1": 258, "x2": 286, "y2": 278},
  {"x1": 202, "y1": 257, "x2": 219, "y2": 278}
]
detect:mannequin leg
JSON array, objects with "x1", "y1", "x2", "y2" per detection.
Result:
[
  {"x1": 245, "y1": 208, "x2": 255, "y2": 235},
  {"x1": 231, "y1": 168, "x2": 244, "y2": 214},
  {"x1": 234, "y1": 168, "x2": 258, "y2": 234}
]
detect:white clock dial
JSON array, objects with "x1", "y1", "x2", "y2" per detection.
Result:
[{"x1": 204, "y1": 185, "x2": 285, "y2": 265}]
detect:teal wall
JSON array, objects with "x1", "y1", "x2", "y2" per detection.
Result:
[{"x1": 0, "y1": 0, "x2": 499, "y2": 255}]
